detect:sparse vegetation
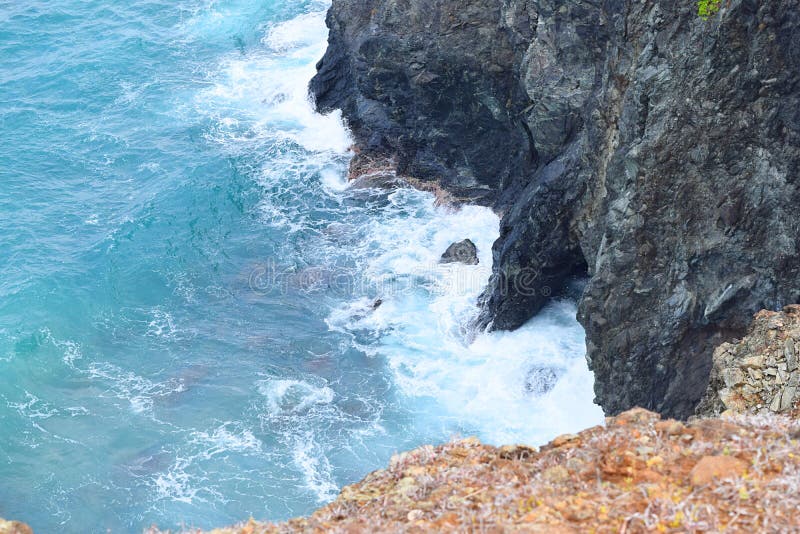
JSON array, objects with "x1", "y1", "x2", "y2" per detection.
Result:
[
  {"x1": 150, "y1": 408, "x2": 800, "y2": 533},
  {"x1": 698, "y1": 0, "x2": 722, "y2": 20}
]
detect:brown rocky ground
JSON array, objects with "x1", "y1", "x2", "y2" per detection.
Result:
[{"x1": 147, "y1": 408, "x2": 800, "y2": 534}]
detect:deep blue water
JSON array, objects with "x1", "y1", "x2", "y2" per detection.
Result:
[{"x1": 0, "y1": 1, "x2": 603, "y2": 532}]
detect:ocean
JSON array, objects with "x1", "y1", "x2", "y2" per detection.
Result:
[{"x1": 0, "y1": 1, "x2": 603, "y2": 531}]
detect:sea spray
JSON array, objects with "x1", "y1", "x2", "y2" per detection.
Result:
[{"x1": 325, "y1": 187, "x2": 603, "y2": 445}]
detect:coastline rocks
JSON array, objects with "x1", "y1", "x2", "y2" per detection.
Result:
[
  {"x1": 440, "y1": 239, "x2": 479, "y2": 265},
  {"x1": 698, "y1": 305, "x2": 800, "y2": 417},
  {"x1": 311, "y1": 0, "x2": 800, "y2": 418},
  {"x1": 347, "y1": 153, "x2": 458, "y2": 206},
  {"x1": 160, "y1": 409, "x2": 800, "y2": 533},
  {"x1": 346, "y1": 152, "x2": 405, "y2": 190},
  {"x1": 310, "y1": 1, "x2": 534, "y2": 207}
]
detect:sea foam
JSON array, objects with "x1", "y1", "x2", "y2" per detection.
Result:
[{"x1": 327, "y1": 186, "x2": 604, "y2": 445}]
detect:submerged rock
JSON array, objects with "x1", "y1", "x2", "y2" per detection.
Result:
[
  {"x1": 439, "y1": 239, "x2": 479, "y2": 265},
  {"x1": 310, "y1": 0, "x2": 800, "y2": 418},
  {"x1": 524, "y1": 366, "x2": 561, "y2": 396}
]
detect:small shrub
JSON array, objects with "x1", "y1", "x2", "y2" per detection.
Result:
[{"x1": 697, "y1": 0, "x2": 722, "y2": 20}]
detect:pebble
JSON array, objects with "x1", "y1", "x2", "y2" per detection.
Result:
[
  {"x1": 780, "y1": 386, "x2": 798, "y2": 412},
  {"x1": 786, "y1": 340, "x2": 797, "y2": 371}
]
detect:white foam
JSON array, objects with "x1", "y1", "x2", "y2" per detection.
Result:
[
  {"x1": 115, "y1": 80, "x2": 153, "y2": 106},
  {"x1": 5, "y1": 391, "x2": 70, "y2": 438},
  {"x1": 194, "y1": 8, "x2": 351, "y2": 155},
  {"x1": 393, "y1": 301, "x2": 604, "y2": 445},
  {"x1": 263, "y1": 11, "x2": 328, "y2": 52},
  {"x1": 60, "y1": 340, "x2": 83, "y2": 366},
  {"x1": 87, "y1": 362, "x2": 187, "y2": 415},
  {"x1": 290, "y1": 429, "x2": 339, "y2": 503},
  {"x1": 258, "y1": 378, "x2": 335, "y2": 416},
  {"x1": 7, "y1": 391, "x2": 58, "y2": 421},
  {"x1": 320, "y1": 167, "x2": 348, "y2": 192},
  {"x1": 147, "y1": 309, "x2": 176, "y2": 337},
  {"x1": 330, "y1": 189, "x2": 604, "y2": 446},
  {"x1": 254, "y1": 375, "x2": 341, "y2": 502},
  {"x1": 137, "y1": 162, "x2": 161, "y2": 173},
  {"x1": 146, "y1": 308, "x2": 178, "y2": 339},
  {"x1": 189, "y1": 6, "x2": 352, "y2": 239},
  {"x1": 35, "y1": 328, "x2": 84, "y2": 367},
  {"x1": 191, "y1": 423, "x2": 263, "y2": 457},
  {"x1": 152, "y1": 456, "x2": 201, "y2": 505}
]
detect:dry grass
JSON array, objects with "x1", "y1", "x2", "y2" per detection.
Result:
[{"x1": 148, "y1": 408, "x2": 800, "y2": 534}]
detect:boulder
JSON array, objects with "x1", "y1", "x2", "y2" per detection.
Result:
[
  {"x1": 439, "y1": 239, "x2": 479, "y2": 265},
  {"x1": 524, "y1": 367, "x2": 561, "y2": 396}
]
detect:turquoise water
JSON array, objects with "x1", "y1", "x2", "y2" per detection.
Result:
[{"x1": 0, "y1": 1, "x2": 603, "y2": 532}]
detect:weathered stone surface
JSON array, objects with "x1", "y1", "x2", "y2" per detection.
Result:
[
  {"x1": 440, "y1": 239, "x2": 479, "y2": 265},
  {"x1": 698, "y1": 306, "x2": 800, "y2": 416},
  {"x1": 787, "y1": 339, "x2": 798, "y2": 371},
  {"x1": 310, "y1": 1, "x2": 534, "y2": 206},
  {"x1": 311, "y1": 0, "x2": 800, "y2": 418}
]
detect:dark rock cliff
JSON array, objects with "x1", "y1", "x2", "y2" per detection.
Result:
[{"x1": 310, "y1": 0, "x2": 800, "y2": 418}]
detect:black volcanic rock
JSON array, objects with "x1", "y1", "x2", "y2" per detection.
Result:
[
  {"x1": 309, "y1": 1, "x2": 535, "y2": 205},
  {"x1": 311, "y1": 0, "x2": 800, "y2": 418},
  {"x1": 440, "y1": 239, "x2": 479, "y2": 265}
]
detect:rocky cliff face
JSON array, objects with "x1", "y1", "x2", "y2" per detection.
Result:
[{"x1": 310, "y1": 0, "x2": 800, "y2": 418}]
